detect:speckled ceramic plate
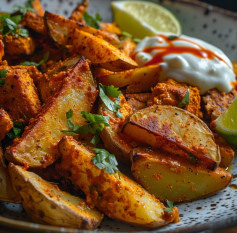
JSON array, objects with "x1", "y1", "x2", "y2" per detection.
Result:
[{"x1": 0, "y1": 0, "x2": 237, "y2": 233}]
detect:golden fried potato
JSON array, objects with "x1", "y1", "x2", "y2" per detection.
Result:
[
  {"x1": 31, "y1": 0, "x2": 44, "y2": 17},
  {"x1": 147, "y1": 79, "x2": 202, "y2": 117},
  {"x1": 0, "y1": 67, "x2": 41, "y2": 122},
  {"x1": 120, "y1": 37, "x2": 136, "y2": 57},
  {"x1": 125, "y1": 93, "x2": 152, "y2": 111},
  {"x1": 0, "y1": 147, "x2": 20, "y2": 202},
  {"x1": 9, "y1": 163, "x2": 103, "y2": 229},
  {"x1": 70, "y1": 0, "x2": 89, "y2": 22},
  {"x1": 0, "y1": 109, "x2": 13, "y2": 141},
  {"x1": 4, "y1": 35, "x2": 36, "y2": 57},
  {"x1": 58, "y1": 136, "x2": 179, "y2": 228},
  {"x1": 6, "y1": 58, "x2": 97, "y2": 168},
  {"x1": 0, "y1": 40, "x2": 4, "y2": 61},
  {"x1": 97, "y1": 65, "x2": 160, "y2": 92},
  {"x1": 45, "y1": 11, "x2": 120, "y2": 47},
  {"x1": 123, "y1": 105, "x2": 220, "y2": 170},
  {"x1": 70, "y1": 29, "x2": 137, "y2": 72},
  {"x1": 24, "y1": 11, "x2": 46, "y2": 34},
  {"x1": 98, "y1": 94, "x2": 134, "y2": 164},
  {"x1": 131, "y1": 147, "x2": 232, "y2": 202}
]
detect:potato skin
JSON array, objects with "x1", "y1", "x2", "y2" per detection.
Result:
[
  {"x1": 5, "y1": 58, "x2": 97, "y2": 168},
  {"x1": 0, "y1": 109, "x2": 13, "y2": 141},
  {"x1": 58, "y1": 136, "x2": 179, "y2": 228},
  {"x1": 0, "y1": 147, "x2": 20, "y2": 203},
  {"x1": 8, "y1": 163, "x2": 103, "y2": 229},
  {"x1": 123, "y1": 105, "x2": 220, "y2": 170},
  {"x1": 131, "y1": 147, "x2": 232, "y2": 202}
]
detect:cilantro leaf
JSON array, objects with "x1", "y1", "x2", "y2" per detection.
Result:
[
  {"x1": 83, "y1": 12, "x2": 102, "y2": 29},
  {"x1": 20, "y1": 51, "x2": 49, "y2": 67},
  {"x1": 121, "y1": 31, "x2": 141, "y2": 43},
  {"x1": 178, "y1": 89, "x2": 189, "y2": 108},
  {"x1": 188, "y1": 152, "x2": 198, "y2": 163},
  {"x1": 0, "y1": 14, "x2": 28, "y2": 38},
  {"x1": 62, "y1": 110, "x2": 110, "y2": 145},
  {"x1": 7, "y1": 121, "x2": 25, "y2": 140},
  {"x1": 168, "y1": 35, "x2": 178, "y2": 40},
  {"x1": 0, "y1": 69, "x2": 7, "y2": 87},
  {"x1": 99, "y1": 83, "x2": 122, "y2": 118},
  {"x1": 92, "y1": 148, "x2": 119, "y2": 175},
  {"x1": 164, "y1": 200, "x2": 174, "y2": 212},
  {"x1": 13, "y1": 0, "x2": 35, "y2": 15}
]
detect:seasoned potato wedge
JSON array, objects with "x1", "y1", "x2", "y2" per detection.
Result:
[
  {"x1": 70, "y1": 29, "x2": 137, "y2": 72},
  {"x1": 0, "y1": 67, "x2": 41, "y2": 122},
  {"x1": 131, "y1": 147, "x2": 232, "y2": 202},
  {"x1": 0, "y1": 147, "x2": 20, "y2": 202},
  {"x1": 24, "y1": 11, "x2": 46, "y2": 34},
  {"x1": 9, "y1": 164, "x2": 103, "y2": 229},
  {"x1": 45, "y1": 11, "x2": 119, "y2": 47},
  {"x1": 97, "y1": 65, "x2": 161, "y2": 93},
  {"x1": 31, "y1": 0, "x2": 44, "y2": 17},
  {"x1": 214, "y1": 133, "x2": 234, "y2": 168},
  {"x1": 4, "y1": 35, "x2": 36, "y2": 57},
  {"x1": 70, "y1": 0, "x2": 89, "y2": 22},
  {"x1": 6, "y1": 58, "x2": 97, "y2": 168},
  {"x1": 0, "y1": 40, "x2": 4, "y2": 61},
  {"x1": 58, "y1": 136, "x2": 179, "y2": 228},
  {"x1": 123, "y1": 105, "x2": 220, "y2": 170},
  {"x1": 0, "y1": 109, "x2": 13, "y2": 141},
  {"x1": 98, "y1": 94, "x2": 134, "y2": 164}
]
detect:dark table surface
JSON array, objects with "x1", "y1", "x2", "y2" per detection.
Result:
[{"x1": 199, "y1": 0, "x2": 237, "y2": 12}]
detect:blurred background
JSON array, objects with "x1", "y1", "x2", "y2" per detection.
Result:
[{"x1": 200, "y1": 0, "x2": 237, "y2": 12}]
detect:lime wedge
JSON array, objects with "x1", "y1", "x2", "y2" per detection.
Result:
[
  {"x1": 111, "y1": 1, "x2": 181, "y2": 39},
  {"x1": 214, "y1": 97, "x2": 237, "y2": 146}
]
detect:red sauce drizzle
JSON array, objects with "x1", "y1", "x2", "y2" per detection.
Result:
[{"x1": 132, "y1": 34, "x2": 228, "y2": 67}]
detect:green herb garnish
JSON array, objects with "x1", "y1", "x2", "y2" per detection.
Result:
[
  {"x1": 0, "y1": 69, "x2": 7, "y2": 87},
  {"x1": 92, "y1": 148, "x2": 119, "y2": 175},
  {"x1": 0, "y1": 14, "x2": 29, "y2": 37},
  {"x1": 164, "y1": 200, "x2": 174, "y2": 212},
  {"x1": 83, "y1": 12, "x2": 102, "y2": 29},
  {"x1": 188, "y1": 152, "x2": 198, "y2": 163},
  {"x1": 168, "y1": 35, "x2": 178, "y2": 40},
  {"x1": 121, "y1": 31, "x2": 141, "y2": 43},
  {"x1": 7, "y1": 121, "x2": 25, "y2": 140},
  {"x1": 13, "y1": 0, "x2": 35, "y2": 15},
  {"x1": 62, "y1": 109, "x2": 110, "y2": 145},
  {"x1": 178, "y1": 89, "x2": 189, "y2": 108},
  {"x1": 99, "y1": 83, "x2": 122, "y2": 118},
  {"x1": 20, "y1": 51, "x2": 49, "y2": 67}
]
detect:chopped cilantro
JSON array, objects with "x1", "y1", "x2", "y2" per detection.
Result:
[
  {"x1": 13, "y1": 0, "x2": 35, "y2": 15},
  {"x1": 188, "y1": 152, "x2": 198, "y2": 163},
  {"x1": 178, "y1": 89, "x2": 189, "y2": 108},
  {"x1": 62, "y1": 110, "x2": 110, "y2": 145},
  {"x1": 92, "y1": 148, "x2": 119, "y2": 175},
  {"x1": 121, "y1": 31, "x2": 141, "y2": 43},
  {"x1": 0, "y1": 14, "x2": 29, "y2": 37},
  {"x1": 99, "y1": 83, "x2": 122, "y2": 118},
  {"x1": 0, "y1": 69, "x2": 7, "y2": 87},
  {"x1": 7, "y1": 121, "x2": 25, "y2": 140},
  {"x1": 168, "y1": 35, "x2": 178, "y2": 40},
  {"x1": 164, "y1": 200, "x2": 174, "y2": 212},
  {"x1": 83, "y1": 12, "x2": 102, "y2": 29},
  {"x1": 20, "y1": 51, "x2": 49, "y2": 67}
]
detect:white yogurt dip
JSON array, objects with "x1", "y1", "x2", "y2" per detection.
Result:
[{"x1": 132, "y1": 34, "x2": 236, "y2": 94}]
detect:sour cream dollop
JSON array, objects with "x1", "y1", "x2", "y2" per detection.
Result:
[{"x1": 132, "y1": 34, "x2": 236, "y2": 94}]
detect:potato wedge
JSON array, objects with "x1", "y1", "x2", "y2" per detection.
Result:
[
  {"x1": 0, "y1": 109, "x2": 13, "y2": 141},
  {"x1": 8, "y1": 163, "x2": 103, "y2": 229},
  {"x1": 6, "y1": 58, "x2": 97, "y2": 168},
  {"x1": 0, "y1": 67, "x2": 41, "y2": 122},
  {"x1": 98, "y1": 94, "x2": 134, "y2": 164},
  {"x1": 70, "y1": 0, "x2": 89, "y2": 22},
  {"x1": 0, "y1": 147, "x2": 20, "y2": 202},
  {"x1": 0, "y1": 40, "x2": 4, "y2": 61},
  {"x1": 97, "y1": 65, "x2": 161, "y2": 93},
  {"x1": 58, "y1": 136, "x2": 179, "y2": 228},
  {"x1": 24, "y1": 11, "x2": 46, "y2": 34},
  {"x1": 131, "y1": 147, "x2": 232, "y2": 202},
  {"x1": 45, "y1": 11, "x2": 120, "y2": 47},
  {"x1": 70, "y1": 29, "x2": 137, "y2": 72},
  {"x1": 123, "y1": 105, "x2": 220, "y2": 170}
]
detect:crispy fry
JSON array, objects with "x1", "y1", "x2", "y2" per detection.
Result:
[
  {"x1": 70, "y1": 0, "x2": 89, "y2": 22},
  {"x1": 0, "y1": 109, "x2": 13, "y2": 141}
]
